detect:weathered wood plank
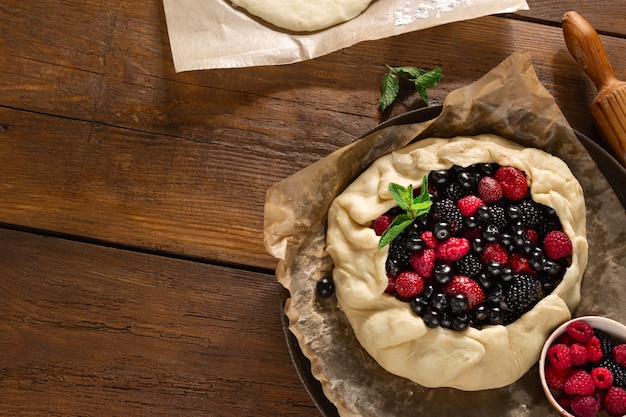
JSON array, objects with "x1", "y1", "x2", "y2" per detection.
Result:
[{"x1": 0, "y1": 228, "x2": 317, "y2": 416}]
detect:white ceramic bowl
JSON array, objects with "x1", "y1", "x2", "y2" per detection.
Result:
[{"x1": 539, "y1": 316, "x2": 626, "y2": 417}]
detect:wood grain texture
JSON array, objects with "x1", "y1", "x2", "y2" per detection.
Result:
[
  {"x1": 0, "y1": 228, "x2": 317, "y2": 416},
  {"x1": 1, "y1": 2, "x2": 626, "y2": 415},
  {"x1": 2, "y1": 9, "x2": 626, "y2": 269},
  {"x1": 519, "y1": 0, "x2": 626, "y2": 36}
]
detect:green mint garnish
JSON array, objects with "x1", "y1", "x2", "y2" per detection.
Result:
[
  {"x1": 378, "y1": 175, "x2": 432, "y2": 249},
  {"x1": 378, "y1": 66, "x2": 443, "y2": 112}
]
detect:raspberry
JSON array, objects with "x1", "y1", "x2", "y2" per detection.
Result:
[
  {"x1": 556, "y1": 393, "x2": 575, "y2": 413},
  {"x1": 372, "y1": 214, "x2": 394, "y2": 236},
  {"x1": 548, "y1": 343, "x2": 572, "y2": 372},
  {"x1": 571, "y1": 395, "x2": 600, "y2": 417},
  {"x1": 591, "y1": 366, "x2": 613, "y2": 389},
  {"x1": 420, "y1": 231, "x2": 438, "y2": 249},
  {"x1": 509, "y1": 252, "x2": 535, "y2": 275},
  {"x1": 614, "y1": 344, "x2": 626, "y2": 367},
  {"x1": 567, "y1": 320, "x2": 595, "y2": 344},
  {"x1": 435, "y1": 237, "x2": 470, "y2": 262},
  {"x1": 444, "y1": 275, "x2": 485, "y2": 310},
  {"x1": 480, "y1": 242, "x2": 509, "y2": 265},
  {"x1": 394, "y1": 271, "x2": 425, "y2": 299},
  {"x1": 604, "y1": 386, "x2": 626, "y2": 417},
  {"x1": 602, "y1": 358, "x2": 626, "y2": 389},
  {"x1": 545, "y1": 361, "x2": 569, "y2": 390},
  {"x1": 584, "y1": 336, "x2": 604, "y2": 362},
  {"x1": 410, "y1": 249, "x2": 436, "y2": 278},
  {"x1": 477, "y1": 176, "x2": 502, "y2": 204},
  {"x1": 494, "y1": 166, "x2": 528, "y2": 201},
  {"x1": 564, "y1": 369, "x2": 595, "y2": 396},
  {"x1": 457, "y1": 195, "x2": 484, "y2": 217},
  {"x1": 570, "y1": 343, "x2": 589, "y2": 366},
  {"x1": 544, "y1": 230, "x2": 573, "y2": 260}
]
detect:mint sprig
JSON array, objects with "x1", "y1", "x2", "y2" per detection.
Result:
[
  {"x1": 378, "y1": 176, "x2": 432, "y2": 249},
  {"x1": 378, "y1": 66, "x2": 443, "y2": 112}
]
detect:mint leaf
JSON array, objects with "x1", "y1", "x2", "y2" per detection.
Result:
[
  {"x1": 415, "y1": 67, "x2": 442, "y2": 89},
  {"x1": 378, "y1": 176, "x2": 432, "y2": 249},
  {"x1": 393, "y1": 66, "x2": 426, "y2": 79},
  {"x1": 378, "y1": 72, "x2": 399, "y2": 112},
  {"x1": 389, "y1": 182, "x2": 413, "y2": 211},
  {"x1": 378, "y1": 65, "x2": 443, "y2": 111},
  {"x1": 378, "y1": 214, "x2": 413, "y2": 249}
]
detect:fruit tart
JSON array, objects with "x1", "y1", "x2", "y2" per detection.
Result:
[{"x1": 325, "y1": 134, "x2": 588, "y2": 390}]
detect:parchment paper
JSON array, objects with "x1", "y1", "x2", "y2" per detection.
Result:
[
  {"x1": 162, "y1": 0, "x2": 528, "y2": 71},
  {"x1": 263, "y1": 51, "x2": 626, "y2": 416}
]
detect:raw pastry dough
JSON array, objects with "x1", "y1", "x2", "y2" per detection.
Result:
[
  {"x1": 231, "y1": 0, "x2": 374, "y2": 32},
  {"x1": 326, "y1": 135, "x2": 588, "y2": 390}
]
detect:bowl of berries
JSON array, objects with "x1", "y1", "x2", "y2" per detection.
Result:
[{"x1": 540, "y1": 316, "x2": 626, "y2": 417}]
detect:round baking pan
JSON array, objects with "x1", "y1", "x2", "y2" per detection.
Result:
[{"x1": 279, "y1": 104, "x2": 626, "y2": 417}]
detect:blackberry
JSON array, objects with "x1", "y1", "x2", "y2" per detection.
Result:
[
  {"x1": 488, "y1": 205, "x2": 507, "y2": 229},
  {"x1": 504, "y1": 274, "x2": 543, "y2": 315},
  {"x1": 519, "y1": 199, "x2": 542, "y2": 227},
  {"x1": 431, "y1": 198, "x2": 463, "y2": 232},
  {"x1": 537, "y1": 206, "x2": 562, "y2": 237},
  {"x1": 386, "y1": 234, "x2": 412, "y2": 274},
  {"x1": 445, "y1": 182, "x2": 464, "y2": 201},
  {"x1": 595, "y1": 328, "x2": 617, "y2": 358},
  {"x1": 454, "y1": 253, "x2": 482, "y2": 278}
]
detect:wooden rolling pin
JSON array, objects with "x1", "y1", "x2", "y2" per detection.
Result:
[{"x1": 562, "y1": 11, "x2": 626, "y2": 167}]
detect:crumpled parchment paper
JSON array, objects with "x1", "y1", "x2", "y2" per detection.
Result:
[
  {"x1": 263, "y1": 51, "x2": 626, "y2": 416},
  {"x1": 162, "y1": 0, "x2": 528, "y2": 71}
]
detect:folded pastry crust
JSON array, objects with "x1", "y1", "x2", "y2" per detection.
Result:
[{"x1": 326, "y1": 134, "x2": 588, "y2": 390}]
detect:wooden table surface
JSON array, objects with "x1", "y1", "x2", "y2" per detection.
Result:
[{"x1": 1, "y1": 1, "x2": 625, "y2": 416}]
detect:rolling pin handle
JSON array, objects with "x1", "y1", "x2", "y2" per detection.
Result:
[{"x1": 562, "y1": 11, "x2": 619, "y2": 92}]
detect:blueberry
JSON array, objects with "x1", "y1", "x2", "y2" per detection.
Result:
[
  {"x1": 470, "y1": 237, "x2": 485, "y2": 254},
  {"x1": 500, "y1": 267, "x2": 514, "y2": 283},
  {"x1": 452, "y1": 313, "x2": 470, "y2": 331},
  {"x1": 405, "y1": 235, "x2": 426, "y2": 252},
  {"x1": 422, "y1": 284, "x2": 436, "y2": 300},
  {"x1": 410, "y1": 296, "x2": 429, "y2": 316},
  {"x1": 423, "y1": 310, "x2": 441, "y2": 328},
  {"x1": 478, "y1": 273, "x2": 493, "y2": 289},
  {"x1": 429, "y1": 170, "x2": 449, "y2": 187},
  {"x1": 488, "y1": 307, "x2": 504, "y2": 325},
  {"x1": 316, "y1": 277, "x2": 335, "y2": 298},
  {"x1": 432, "y1": 264, "x2": 453, "y2": 285},
  {"x1": 386, "y1": 259, "x2": 402, "y2": 277},
  {"x1": 464, "y1": 216, "x2": 479, "y2": 230},
  {"x1": 433, "y1": 222, "x2": 451, "y2": 240},
  {"x1": 543, "y1": 259, "x2": 562, "y2": 276},
  {"x1": 486, "y1": 261, "x2": 502, "y2": 277},
  {"x1": 431, "y1": 292, "x2": 448, "y2": 312},
  {"x1": 483, "y1": 224, "x2": 500, "y2": 242},
  {"x1": 476, "y1": 206, "x2": 491, "y2": 224},
  {"x1": 499, "y1": 233, "x2": 515, "y2": 252},
  {"x1": 507, "y1": 205, "x2": 522, "y2": 222},
  {"x1": 450, "y1": 294, "x2": 469, "y2": 313},
  {"x1": 457, "y1": 171, "x2": 475, "y2": 191},
  {"x1": 474, "y1": 305, "x2": 489, "y2": 322}
]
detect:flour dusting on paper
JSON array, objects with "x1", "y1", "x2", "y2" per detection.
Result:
[{"x1": 393, "y1": 0, "x2": 471, "y2": 26}]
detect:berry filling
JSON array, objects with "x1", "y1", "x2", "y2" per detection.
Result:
[{"x1": 373, "y1": 163, "x2": 573, "y2": 331}]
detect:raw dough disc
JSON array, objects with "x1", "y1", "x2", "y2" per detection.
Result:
[{"x1": 231, "y1": 0, "x2": 374, "y2": 32}]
